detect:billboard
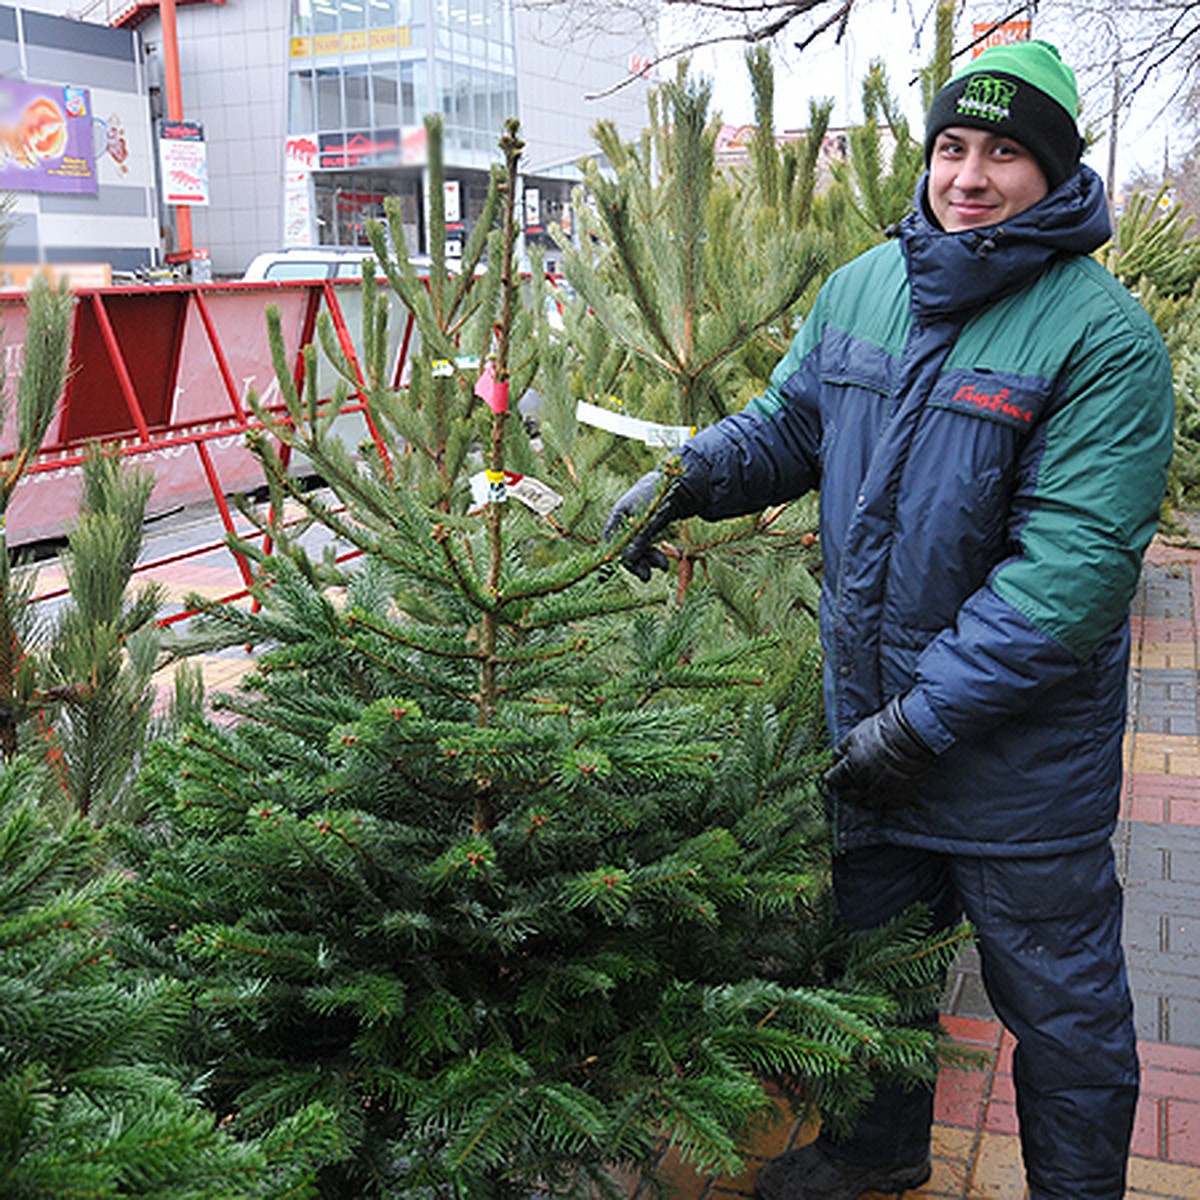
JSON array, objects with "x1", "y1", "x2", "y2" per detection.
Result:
[{"x1": 0, "y1": 80, "x2": 98, "y2": 195}]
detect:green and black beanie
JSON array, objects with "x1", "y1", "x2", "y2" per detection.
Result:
[{"x1": 924, "y1": 40, "x2": 1084, "y2": 191}]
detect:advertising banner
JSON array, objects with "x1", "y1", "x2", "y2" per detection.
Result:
[
  {"x1": 90, "y1": 86, "x2": 155, "y2": 190},
  {"x1": 0, "y1": 80, "x2": 97, "y2": 195},
  {"x1": 285, "y1": 134, "x2": 318, "y2": 246},
  {"x1": 159, "y1": 119, "x2": 210, "y2": 205}
]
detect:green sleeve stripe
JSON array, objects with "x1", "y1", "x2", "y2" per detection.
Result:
[{"x1": 992, "y1": 321, "x2": 1173, "y2": 659}]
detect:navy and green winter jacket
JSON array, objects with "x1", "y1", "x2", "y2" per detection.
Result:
[{"x1": 677, "y1": 165, "x2": 1174, "y2": 855}]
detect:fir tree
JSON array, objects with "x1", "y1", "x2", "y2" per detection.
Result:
[
  {"x1": 121, "y1": 116, "x2": 967, "y2": 1199},
  {"x1": 0, "y1": 754, "x2": 338, "y2": 1198}
]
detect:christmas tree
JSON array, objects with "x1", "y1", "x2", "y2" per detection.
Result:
[
  {"x1": 118, "y1": 110, "x2": 966, "y2": 1199},
  {"x1": 0, "y1": 752, "x2": 339, "y2": 1198}
]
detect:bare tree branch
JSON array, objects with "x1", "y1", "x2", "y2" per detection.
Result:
[{"x1": 523, "y1": 0, "x2": 1200, "y2": 133}]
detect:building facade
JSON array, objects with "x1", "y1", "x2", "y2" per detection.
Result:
[
  {"x1": 0, "y1": 2, "x2": 158, "y2": 279},
  {"x1": 123, "y1": 0, "x2": 652, "y2": 276}
]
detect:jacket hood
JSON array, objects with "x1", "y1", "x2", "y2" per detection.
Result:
[{"x1": 898, "y1": 164, "x2": 1112, "y2": 320}]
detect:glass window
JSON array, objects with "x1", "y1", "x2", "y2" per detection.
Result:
[
  {"x1": 411, "y1": 61, "x2": 428, "y2": 123},
  {"x1": 341, "y1": 0, "x2": 368, "y2": 28},
  {"x1": 345, "y1": 66, "x2": 371, "y2": 126},
  {"x1": 471, "y1": 70, "x2": 489, "y2": 134},
  {"x1": 291, "y1": 0, "x2": 314, "y2": 37},
  {"x1": 266, "y1": 260, "x2": 334, "y2": 280},
  {"x1": 289, "y1": 70, "x2": 317, "y2": 132},
  {"x1": 373, "y1": 64, "x2": 400, "y2": 127},
  {"x1": 312, "y1": 0, "x2": 338, "y2": 34},
  {"x1": 316, "y1": 67, "x2": 343, "y2": 131}
]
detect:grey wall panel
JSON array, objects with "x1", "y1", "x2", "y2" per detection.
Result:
[
  {"x1": 22, "y1": 11, "x2": 136, "y2": 62},
  {"x1": 41, "y1": 187, "x2": 148, "y2": 216},
  {"x1": 24, "y1": 47, "x2": 139, "y2": 91},
  {"x1": 44, "y1": 245, "x2": 146, "y2": 270},
  {"x1": 1, "y1": 213, "x2": 39, "y2": 252}
]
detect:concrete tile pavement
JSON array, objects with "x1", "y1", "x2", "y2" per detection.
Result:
[{"x1": 33, "y1": 504, "x2": 1200, "y2": 1200}]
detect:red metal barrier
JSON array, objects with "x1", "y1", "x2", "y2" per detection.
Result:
[
  {"x1": 0, "y1": 276, "x2": 422, "y2": 625},
  {"x1": 0, "y1": 278, "x2": 412, "y2": 592}
]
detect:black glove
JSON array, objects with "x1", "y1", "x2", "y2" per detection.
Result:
[
  {"x1": 602, "y1": 470, "x2": 697, "y2": 581},
  {"x1": 824, "y1": 695, "x2": 936, "y2": 812}
]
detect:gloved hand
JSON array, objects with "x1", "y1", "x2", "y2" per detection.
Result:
[
  {"x1": 602, "y1": 470, "x2": 697, "y2": 581},
  {"x1": 824, "y1": 695, "x2": 936, "y2": 812}
]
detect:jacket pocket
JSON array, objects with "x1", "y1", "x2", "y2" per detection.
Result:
[
  {"x1": 818, "y1": 326, "x2": 894, "y2": 395},
  {"x1": 925, "y1": 367, "x2": 1054, "y2": 432}
]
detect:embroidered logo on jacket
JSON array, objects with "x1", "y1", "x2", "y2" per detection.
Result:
[
  {"x1": 956, "y1": 75, "x2": 1018, "y2": 123},
  {"x1": 951, "y1": 384, "x2": 1033, "y2": 423}
]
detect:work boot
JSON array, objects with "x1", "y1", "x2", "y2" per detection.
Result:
[{"x1": 754, "y1": 1139, "x2": 932, "y2": 1199}]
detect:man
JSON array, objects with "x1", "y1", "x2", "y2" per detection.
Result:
[{"x1": 604, "y1": 41, "x2": 1174, "y2": 1200}]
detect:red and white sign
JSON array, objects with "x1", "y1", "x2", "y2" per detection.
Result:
[
  {"x1": 284, "y1": 134, "x2": 317, "y2": 246},
  {"x1": 159, "y1": 119, "x2": 209, "y2": 205},
  {"x1": 972, "y1": 20, "x2": 1031, "y2": 55}
]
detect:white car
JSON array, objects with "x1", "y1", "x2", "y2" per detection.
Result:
[{"x1": 242, "y1": 248, "x2": 433, "y2": 282}]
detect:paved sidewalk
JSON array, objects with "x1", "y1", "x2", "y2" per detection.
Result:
[{"x1": 37, "y1": 506, "x2": 1200, "y2": 1200}]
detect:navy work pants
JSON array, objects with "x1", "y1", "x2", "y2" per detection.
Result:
[{"x1": 823, "y1": 841, "x2": 1139, "y2": 1200}]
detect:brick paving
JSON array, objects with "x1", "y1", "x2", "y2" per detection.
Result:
[{"x1": 38, "y1": 504, "x2": 1200, "y2": 1200}]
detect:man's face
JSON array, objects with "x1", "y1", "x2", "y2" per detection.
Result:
[{"x1": 928, "y1": 126, "x2": 1049, "y2": 232}]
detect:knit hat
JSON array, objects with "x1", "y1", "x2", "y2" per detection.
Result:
[{"x1": 924, "y1": 40, "x2": 1084, "y2": 191}]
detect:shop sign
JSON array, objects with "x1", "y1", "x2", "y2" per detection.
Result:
[
  {"x1": 318, "y1": 129, "x2": 401, "y2": 168},
  {"x1": 445, "y1": 180, "x2": 461, "y2": 223},
  {"x1": 0, "y1": 80, "x2": 97, "y2": 195},
  {"x1": 291, "y1": 26, "x2": 412, "y2": 57}
]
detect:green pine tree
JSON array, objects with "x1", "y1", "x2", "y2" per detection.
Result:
[
  {"x1": 34, "y1": 444, "x2": 167, "y2": 823},
  {"x1": 548, "y1": 59, "x2": 828, "y2": 665},
  {"x1": 120, "y1": 117, "x2": 967, "y2": 1199},
  {"x1": 0, "y1": 277, "x2": 73, "y2": 761}
]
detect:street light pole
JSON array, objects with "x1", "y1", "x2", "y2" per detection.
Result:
[{"x1": 160, "y1": 0, "x2": 208, "y2": 277}]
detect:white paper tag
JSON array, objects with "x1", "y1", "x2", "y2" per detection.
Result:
[
  {"x1": 508, "y1": 474, "x2": 563, "y2": 515},
  {"x1": 575, "y1": 400, "x2": 693, "y2": 447},
  {"x1": 468, "y1": 470, "x2": 563, "y2": 515},
  {"x1": 431, "y1": 354, "x2": 481, "y2": 377}
]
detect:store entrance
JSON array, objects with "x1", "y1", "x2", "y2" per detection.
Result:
[{"x1": 312, "y1": 170, "x2": 423, "y2": 255}]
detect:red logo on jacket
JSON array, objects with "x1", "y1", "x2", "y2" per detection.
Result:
[{"x1": 951, "y1": 384, "x2": 1033, "y2": 423}]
